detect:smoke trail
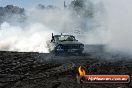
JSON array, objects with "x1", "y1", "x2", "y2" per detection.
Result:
[{"x1": 0, "y1": 22, "x2": 55, "y2": 53}]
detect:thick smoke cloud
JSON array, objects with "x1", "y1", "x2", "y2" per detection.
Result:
[
  {"x1": 102, "y1": 0, "x2": 132, "y2": 54},
  {"x1": 0, "y1": 22, "x2": 55, "y2": 52},
  {"x1": 80, "y1": 0, "x2": 132, "y2": 54}
]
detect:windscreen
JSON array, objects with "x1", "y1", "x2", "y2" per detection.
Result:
[{"x1": 58, "y1": 35, "x2": 76, "y2": 41}]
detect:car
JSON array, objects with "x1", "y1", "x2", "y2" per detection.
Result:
[{"x1": 46, "y1": 33, "x2": 84, "y2": 55}]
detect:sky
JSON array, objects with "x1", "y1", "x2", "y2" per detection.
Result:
[{"x1": 0, "y1": 0, "x2": 72, "y2": 8}]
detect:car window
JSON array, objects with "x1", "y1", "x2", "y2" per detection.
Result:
[{"x1": 58, "y1": 36, "x2": 75, "y2": 41}]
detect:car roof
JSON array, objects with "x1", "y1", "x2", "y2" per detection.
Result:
[{"x1": 54, "y1": 35, "x2": 75, "y2": 37}]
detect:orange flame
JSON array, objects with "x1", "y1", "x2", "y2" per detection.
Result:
[{"x1": 78, "y1": 66, "x2": 86, "y2": 76}]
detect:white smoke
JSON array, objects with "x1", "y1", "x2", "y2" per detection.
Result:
[
  {"x1": 74, "y1": 0, "x2": 108, "y2": 44},
  {"x1": 81, "y1": 0, "x2": 132, "y2": 54},
  {"x1": 101, "y1": 0, "x2": 132, "y2": 54},
  {"x1": 0, "y1": 22, "x2": 55, "y2": 53},
  {"x1": 27, "y1": 7, "x2": 74, "y2": 32}
]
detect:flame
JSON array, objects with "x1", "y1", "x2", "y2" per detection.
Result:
[{"x1": 78, "y1": 66, "x2": 86, "y2": 76}]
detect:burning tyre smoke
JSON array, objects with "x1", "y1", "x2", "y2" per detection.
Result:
[{"x1": 0, "y1": 22, "x2": 55, "y2": 53}]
